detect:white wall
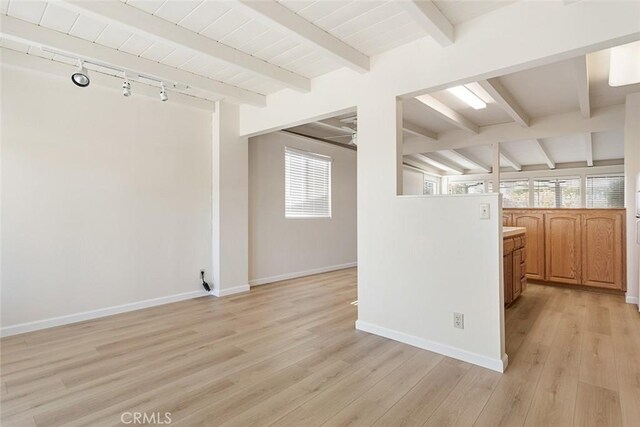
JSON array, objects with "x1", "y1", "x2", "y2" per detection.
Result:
[
  {"x1": 211, "y1": 101, "x2": 249, "y2": 296},
  {"x1": 356, "y1": 95, "x2": 504, "y2": 371},
  {"x1": 1, "y1": 66, "x2": 213, "y2": 334},
  {"x1": 624, "y1": 92, "x2": 640, "y2": 306},
  {"x1": 249, "y1": 132, "x2": 357, "y2": 285},
  {"x1": 402, "y1": 167, "x2": 425, "y2": 196}
]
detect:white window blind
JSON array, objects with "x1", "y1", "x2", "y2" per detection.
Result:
[
  {"x1": 448, "y1": 180, "x2": 485, "y2": 194},
  {"x1": 586, "y1": 175, "x2": 625, "y2": 208},
  {"x1": 500, "y1": 180, "x2": 530, "y2": 208},
  {"x1": 285, "y1": 147, "x2": 332, "y2": 218},
  {"x1": 533, "y1": 177, "x2": 581, "y2": 208}
]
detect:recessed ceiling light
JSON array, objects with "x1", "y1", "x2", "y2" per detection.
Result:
[
  {"x1": 447, "y1": 85, "x2": 486, "y2": 109},
  {"x1": 71, "y1": 60, "x2": 90, "y2": 88},
  {"x1": 609, "y1": 40, "x2": 640, "y2": 87}
]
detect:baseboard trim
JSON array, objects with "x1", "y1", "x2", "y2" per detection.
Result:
[
  {"x1": 0, "y1": 290, "x2": 211, "y2": 337},
  {"x1": 249, "y1": 262, "x2": 357, "y2": 286},
  {"x1": 212, "y1": 284, "x2": 250, "y2": 297},
  {"x1": 355, "y1": 320, "x2": 507, "y2": 373},
  {"x1": 625, "y1": 296, "x2": 639, "y2": 305}
]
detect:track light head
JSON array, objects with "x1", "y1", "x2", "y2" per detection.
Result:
[
  {"x1": 122, "y1": 80, "x2": 131, "y2": 97},
  {"x1": 71, "y1": 60, "x2": 90, "y2": 88},
  {"x1": 160, "y1": 83, "x2": 168, "y2": 102}
]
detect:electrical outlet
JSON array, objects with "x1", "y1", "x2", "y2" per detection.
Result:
[
  {"x1": 454, "y1": 312, "x2": 464, "y2": 329},
  {"x1": 479, "y1": 203, "x2": 490, "y2": 220}
]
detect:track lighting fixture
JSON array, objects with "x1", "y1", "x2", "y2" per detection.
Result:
[
  {"x1": 122, "y1": 79, "x2": 131, "y2": 97},
  {"x1": 160, "y1": 83, "x2": 168, "y2": 102},
  {"x1": 71, "y1": 60, "x2": 90, "y2": 87}
]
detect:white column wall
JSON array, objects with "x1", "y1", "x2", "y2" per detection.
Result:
[
  {"x1": 212, "y1": 101, "x2": 249, "y2": 296},
  {"x1": 624, "y1": 93, "x2": 640, "y2": 306},
  {"x1": 356, "y1": 93, "x2": 505, "y2": 371}
]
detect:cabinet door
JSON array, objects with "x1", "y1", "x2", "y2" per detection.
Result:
[
  {"x1": 513, "y1": 213, "x2": 545, "y2": 280},
  {"x1": 581, "y1": 212, "x2": 624, "y2": 290},
  {"x1": 504, "y1": 252, "x2": 513, "y2": 305},
  {"x1": 545, "y1": 213, "x2": 581, "y2": 285},
  {"x1": 513, "y1": 248, "x2": 523, "y2": 299},
  {"x1": 503, "y1": 213, "x2": 513, "y2": 227}
]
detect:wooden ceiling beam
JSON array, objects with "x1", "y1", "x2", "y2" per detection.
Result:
[
  {"x1": 415, "y1": 94, "x2": 479, "y2": 134},
  {"x1": 478, "y1": 78, "x2": 530, "y2": 127},
  {"x1": 397, "y1": 1, "x2": 454, "y2": 46},
  {"x1": 234, "y1": 0, "x2": 369, "y2": 73}
]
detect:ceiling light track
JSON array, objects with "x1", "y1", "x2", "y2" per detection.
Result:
[{"x1": 41, "y1": 46, "x2": 187, "y2": 100}]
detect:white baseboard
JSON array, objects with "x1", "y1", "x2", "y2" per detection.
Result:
[
  {"x1": 626, "y1": 296, "x2": 639, "y2": 305},
  {"x1": 355, "y1": 320, "x2": 507, "y2": 373},
  {"x1": 1, "y1": 290, "x2": 211, "y2": 337},
  {"x1": 212, "y1": 284, "x2": 250, "y2": 297},
  {"x1": 249, "y1": 262, "x2": 357, "y2": 286}
]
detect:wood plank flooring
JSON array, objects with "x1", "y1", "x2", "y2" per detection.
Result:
[{"x1": 1, "y1": 268, "x2": 639, "y2": 426}]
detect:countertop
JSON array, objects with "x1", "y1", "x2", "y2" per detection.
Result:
[{"x1": 503, "y1": 227, "x2": 526, "y2": 238}]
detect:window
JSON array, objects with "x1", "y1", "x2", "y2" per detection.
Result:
[
  {"x1": 586, "y1": 175, "x2": 625, "y2": 208},
  {"x1": 423, "y1": 176, "x2": 439, "y2": 195},
  {"x1": 500, "y1": 180, "x2": 530, "y2": 208},
  {"x1": 533, "y1": 177, "x2": 581, "y2": 208},
  {"x1": 448, "y1": 180, "x2": 485, "y2": 194},
  {"x1": 285, "y1": 147, "x2": 331, "y2": 218}
]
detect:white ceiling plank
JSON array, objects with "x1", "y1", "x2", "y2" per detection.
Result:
[
  {"x1": 500, "y1": 150, "x2": 522, "y2": 171},
  {"x1": 0, "y1": 15, "x2": 265, "y2": 106},
  {"x1": 415, "y1": 154, "x2": 464, "y2": 174},
  {"x1": 534, "y1": 139, "x2": 556, "y2": 169},
  {"x1": 573, "y1": 55, "x2": 590, "y2": 118},
  {"x1": 234, "y1": 0, "x2": 370, "y2": 73},
  {"x1": 397, "y1": 0, "x2": 454, "y2": 46},
  {"x1": 584, "y1": 133, "x2": 594, "y2": 166},
  {"x1": 478, "y1": 78, "x2": 530, "y2": 127},
  {"x1": 59, "y1": 0, "x2": 310, "y2": 92},
  {"x1": 403, "y1": 105, "x2": 624, "y2": 155},
  {"x1": 415, "y1": 94, "x2": 479, "y2": 134},
  {"x1": 403, "y1": 120, "x2": 438, "y2": 141},
  {"x1": 446, "y1": 150, "x2": 491, "y2": 172}
]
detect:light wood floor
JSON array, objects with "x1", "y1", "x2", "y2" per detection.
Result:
[{"x1": 2, "y1": 268, "x2": 640, "y2": 426}]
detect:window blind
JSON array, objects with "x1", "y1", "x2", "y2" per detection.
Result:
[
  {"x1": 533, "y1": 177, "x2": 581, "y2": 208},
  {"x1": 448, "y1": 180, "x2": 485, "y2": 194},
  {"x1": 285, "y1": 147, "x2": 332, "y2": 218},
  {"x1": 500, "y1": 180, "x2": 529, "y2": 208},
  {"x1": 586, "y1": 175, "x2": 625, "y2": 208}
]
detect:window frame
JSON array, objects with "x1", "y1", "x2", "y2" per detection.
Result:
[
  {"x1": 585, "y1": 173, "x2": 625, "y2": 209},
  {"x1": 284, "y1": 146, "x2": 333, "y2": 219},
  {"x1": 532, "y1": 176, "x2": 582, "y2": 209}
]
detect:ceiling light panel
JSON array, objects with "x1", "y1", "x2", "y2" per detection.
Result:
[
  {"x1": 447, "y1": 85, "x2": 487, "y2": 109},
  {"x1": 609, "y1": 40, "x2": 640, "y2": 87}
]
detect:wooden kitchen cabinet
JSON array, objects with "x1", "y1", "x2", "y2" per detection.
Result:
[
  {"x1": 545, "y1": 213, "x2": 582, "y2": 285},
  {"x1": 503, "y1": 232, "x2": 526, "y2": 306},
  {"x1": 512, "y1": 212, "x2": 545, "y2": 281},
  {"x1": 503, "y1": 208, "x2": 625, "y2": 292},
  {"x1": 581, "y1": 212, "x2": 624, "y2": 289},
  {"x1": 502, "y1": 213, "x2": 513, "y2": 227}
]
